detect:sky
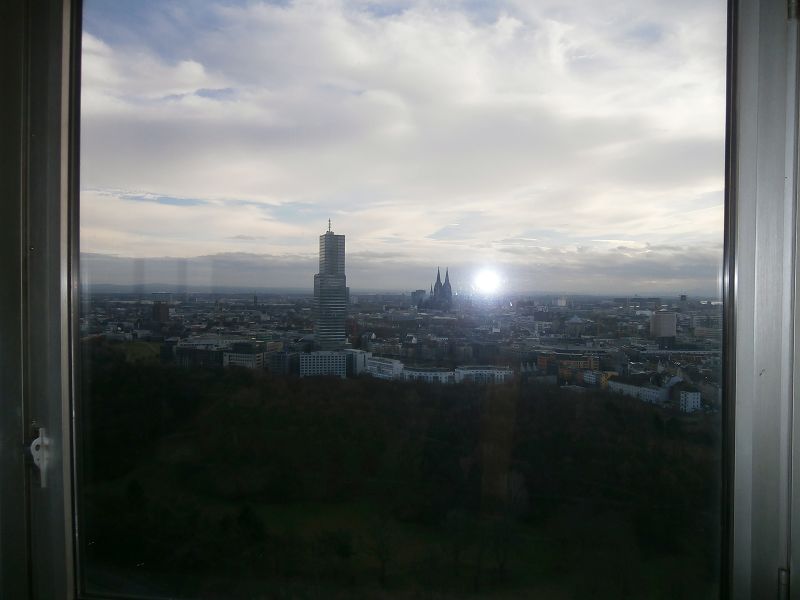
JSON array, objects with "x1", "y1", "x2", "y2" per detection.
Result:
[{"x1": 80, "y1": 0, "x2": 727, "y2": 295}]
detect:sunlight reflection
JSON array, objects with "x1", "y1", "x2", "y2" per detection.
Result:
[{"x1": 472, "y1": 268, "x2": 501, "y2": 295}]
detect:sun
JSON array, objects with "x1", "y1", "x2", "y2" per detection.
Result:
[{"x1": 473, "y1": 269, "x2": 501, "y2": 295}]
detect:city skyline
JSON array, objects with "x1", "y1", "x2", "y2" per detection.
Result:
[
  {"x1": 79, "y1": 233, "x2": 722, "y2": 296},
  {"x1": 80, "y1": 0, "x2": 726, "y2": 294}
]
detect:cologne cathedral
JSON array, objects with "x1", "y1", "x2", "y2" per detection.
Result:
[{"x1": 424, "y1": 267, "x2": 453, "y2": 310}]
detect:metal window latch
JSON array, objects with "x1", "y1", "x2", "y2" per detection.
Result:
[{"x1": 27, "y1": 427, "x2": 49, "y2": 488}]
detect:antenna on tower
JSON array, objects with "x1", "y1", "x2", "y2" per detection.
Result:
[{"x1": 328, "y1": 218, "x2": 331, "y2": 232}]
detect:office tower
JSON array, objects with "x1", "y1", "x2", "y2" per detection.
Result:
[
  {"x1": 152, "y1": 300, "x2": 170, "y2": 323},
  {"x1": 150, "y1": 292, "x2": 172, "y2": 322},
  {"x1": 313, "y1": 221, "x2": 348, "y2": 349},
  {"x1": 650, "y1": 311, "x2": 677, "y2": 338}
]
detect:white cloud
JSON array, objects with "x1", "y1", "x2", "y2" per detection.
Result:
[{"x1": 80, "y1": 0, "x2": 727, "y2": 293}]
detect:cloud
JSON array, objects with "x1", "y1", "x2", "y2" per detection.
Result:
[
  {"x1": 119, "y1": 192, "x2": 209, "y2": 206},
  {"x1": 80, "y1": 238, "x2": 722, "y2": 296},
  {"x1": 80, "y1": 0, "x2": 727, "y2": 293}
]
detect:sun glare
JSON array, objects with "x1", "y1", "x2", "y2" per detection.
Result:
[{"x1": 473, "y1": 269, "x2": 501, "y2": 295}]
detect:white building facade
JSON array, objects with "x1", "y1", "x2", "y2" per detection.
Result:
[
  {"x1": 344, "y1": 348, "x2": 371, "y2": 375},
  {"x1": 454, "y1": 366, "x2": 513, "y2": 384},
  {"x1": 299, "y1": 351, "x2": 347, "y2": 379},
  {"x1": 607, "y1": 380, "x2": 669, "y2": 404},
  {"x1": 679, "y1": 390, "x2": 702, "y2": 413},
  {"x1": 403, "y1": 367, "x2": 455, "y2": 384},
  {"x1": 365, "y1": 356, "x2": 404, "y2": 380},
  {"x1": 223, "y1": 351, "x2": 266, "y2": 369}
]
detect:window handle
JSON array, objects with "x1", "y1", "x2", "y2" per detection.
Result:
[{"x1": 26, "y1": 427, "x2": 49, "y2": 488}]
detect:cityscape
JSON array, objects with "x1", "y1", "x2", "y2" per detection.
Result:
[
  {"x1": 81, "y1": 223, "x2": 722, "y2": 413},
  {"x1": 79, "y1": 223, "x2": 723, "y2": 597},
  {"x1": 77, "y1": 1, "x2": 726, "y2": 596}
]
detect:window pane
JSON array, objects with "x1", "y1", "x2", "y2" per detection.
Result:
[{"x1": 78, "y1": 1, "x2": 726, "y2": 597}]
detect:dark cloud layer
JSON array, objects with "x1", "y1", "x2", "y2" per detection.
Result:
[{"x1": 81, "y1": 244, "x2": 722, "y2": 295}]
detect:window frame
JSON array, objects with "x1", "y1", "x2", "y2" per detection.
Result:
[
  {"x1": 0, "y1": 2, "x2": 34, "y2": 598},
  {"x1": 727, "y1": 1, "x2": 797, "y2": 597},
  {"x1": 1, "y1": 0, "x2": 797, "y2": 598},
  {"x1": 0, "y1": 0, "x2": 81, "y2": 598}
]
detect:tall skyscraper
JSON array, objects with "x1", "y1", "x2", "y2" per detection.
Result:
[{"x1": 313, "y1": 221, "x2": 348, "y2": 349}]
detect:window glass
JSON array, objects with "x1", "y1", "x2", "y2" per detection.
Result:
[{"x1": 79, "y1": 1, "x2": 726, "y2": 597}]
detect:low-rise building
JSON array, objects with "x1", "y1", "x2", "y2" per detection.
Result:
[
  {"x1": 403, "y1": 366, "x2": 455, "y2": 384},
  {"x1": 538, "y1": 351, "x2": 600, "y2": 373},
  {"x1": 176, "y1": 336, "x2": 230, "y2": 368},
  {"x1": 268, "y1": 351, "x2": 299, "y2": 376},
  {"x1": 679, "y1": 389, "x2": 703, "y2": 413},
  {"x1": 300, "y1": 351, "x2": 347, "y2": 379},
  {"x1": 454, "y1": 365, "x2": 513, "y2": 384},
  {"x1": 176, "y1": 345, "x2": 223, "y2": 368},
  {"x1": 608, "y1": 379, "x2": 668, "y2": 404},
  {"x1": 223, "y1": 341, "x2": 269, "y2": 369},
  {"x1": 365, "y1": 356, "x2": 404, "y2": 380},
  {"x1": 582, "y1": 370, "x2": 615, "y2": 387},
  {"x1": 223, "y1": 351, "x2": 266, "y2": 369},
  {"x1": 344, "y1": 348, "x2": 371, "y2": 376}
]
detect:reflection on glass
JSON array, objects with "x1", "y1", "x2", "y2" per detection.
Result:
[{"x1": 79, "y1": 1, "x2": 726, "y2": 597}]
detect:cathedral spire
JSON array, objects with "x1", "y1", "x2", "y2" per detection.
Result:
[{"x1": 442, "y1": 267, "x2": 452, "y2": 301}]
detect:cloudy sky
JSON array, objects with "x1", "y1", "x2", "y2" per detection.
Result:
[{"x1": 80, "y1": 0, "x2": 726, "y2": 294}]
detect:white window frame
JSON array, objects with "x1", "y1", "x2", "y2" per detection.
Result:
[
  {"x1": 729, "y1": 1, "x2": 798, "y2": 597},
  {"x1": 1, "y1": 0, "x2": 798, "y2": 598}
]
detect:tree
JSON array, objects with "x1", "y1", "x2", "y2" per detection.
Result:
[{"x1": 364, "y1": 516, "x2": 398, "y2": 588}]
